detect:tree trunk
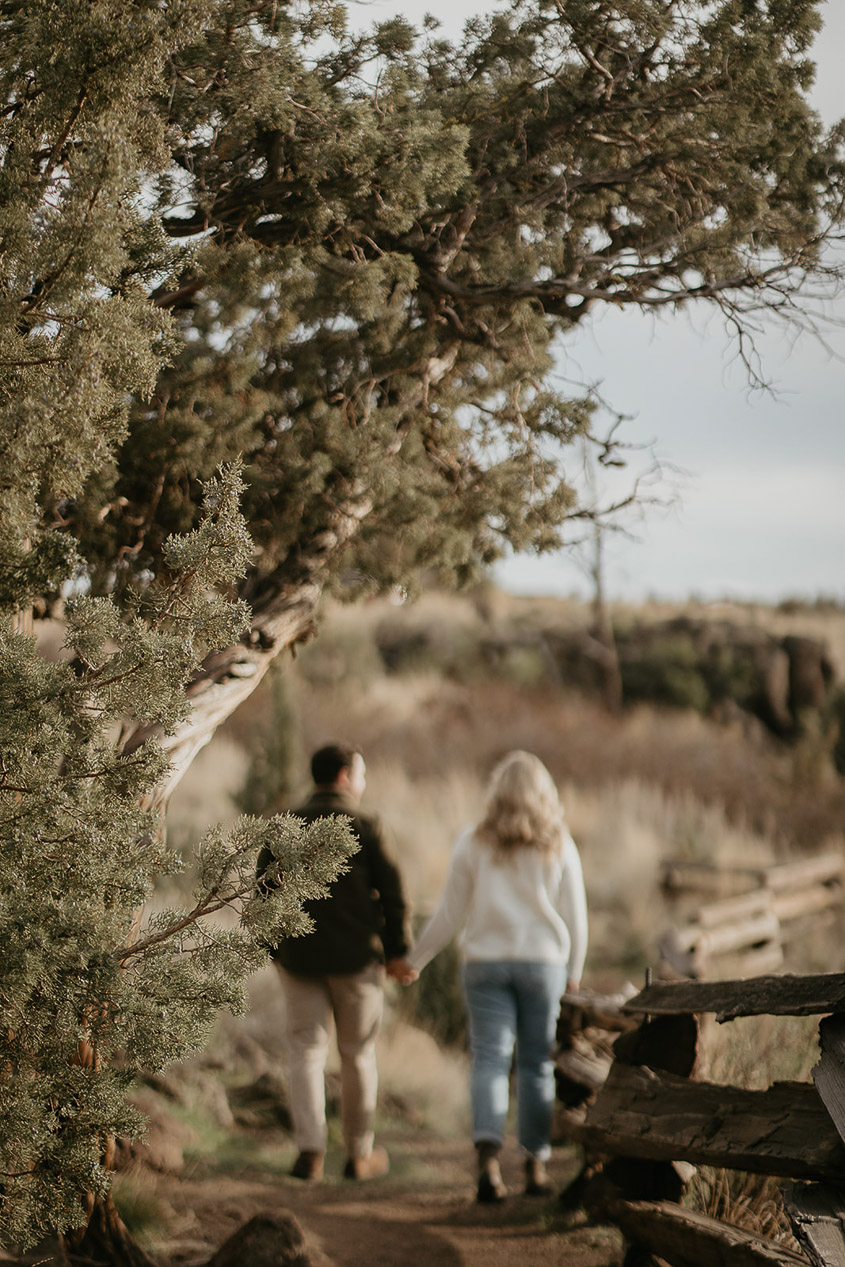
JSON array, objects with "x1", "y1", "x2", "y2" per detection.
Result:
[
  {"x1": 121, "y1": 343, "x2": 460, "y2": 807},
  {"x1": 123, "y1": 570, "x2": 323, "y2": 807},
  {"x1": 589, "y1": 519, "x2": 622, "y2": 713},
  {"x1": 62, "y1": 1194, "x2": 161, "y2": 1267}
]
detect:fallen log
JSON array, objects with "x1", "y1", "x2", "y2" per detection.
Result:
[
  {"x1": 658, "y1": 932, "x2": 785, "y2": 983},
  {"x1": 659, "y1": 856, "x2": 843, "y2": 900},
  {"x1": 607, "y1": 1198, "x2": 809, "y2": 1267},
  {"x1": 783, "y1": 1182, "x2": 845, "y2": 1267},
  {"x1": 622, "y1": 973, "x2": 845, "y2": 1022},
  {"x1": 666, "y1": 908, "x2": 780, "y2": 957},
  {"x1": 560, "y1": 1064, "x2": 845, "y2": 1183}
]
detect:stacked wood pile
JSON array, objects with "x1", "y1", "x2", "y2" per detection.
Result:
[
  {"x1": 657, "y1": 854, "x2": 844, "y2": 980},
  {"x1": 556, "y1": 971, "x2": 845, "y2": 1267}
]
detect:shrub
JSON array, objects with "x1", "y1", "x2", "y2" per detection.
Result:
[{"x1": 620, "y1": 632, "x2": 710, "y2": 713}]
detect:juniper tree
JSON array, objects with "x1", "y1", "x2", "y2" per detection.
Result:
[
  {"x1": 0, "y1": 465, "x2": 357, "y2": 1255},
  {"x1": 0, "y1": 3, "x2": 354, "y2": 1255},
  {"x1": 67, "y1": 0, "x2": 845, "y2": 787}
]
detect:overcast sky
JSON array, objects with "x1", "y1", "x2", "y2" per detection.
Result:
[{"x1": 351, "y1": 0, "x2": 845, "y2": 603}]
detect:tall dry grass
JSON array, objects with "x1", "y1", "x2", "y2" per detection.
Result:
[
  {"x1": 204, "y1": 589, "x2": 845, "y2": 982},
  {"x1": 165, "y1": 588, "x2": 845, "y2": 1123},
  {"x1": 260, "y1": 584, "x2": 845, "y2": 851}
]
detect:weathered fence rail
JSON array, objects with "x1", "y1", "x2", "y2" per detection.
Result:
[
  {"x1": 658, "y1": 855, "x2": 844, "y2": 980},
  {"x1": 555, "y1": 972, "x2": 845, "y2": 1267}
]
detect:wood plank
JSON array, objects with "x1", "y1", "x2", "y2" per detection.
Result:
[
  {"x1": 608, "y1": 1198, "x2": 809, "y2": 1267},
  {"x1": 773, "y1": 885, "x2": 843, "y2": 923},
  {"x1": 813, "y1": 1015, "x2": 845, "y2": 1148},
  {"x1": 560, "y1": 1063, "x2": 845, "y2": 1182},
  {"x1": 764, "y1": 855, "x2": 844, "y2": 893},
  {"x1": 661, "y1": 860, "x2": 764, "y2": 895},
  {"x1": 697, "y1": 890, "x2": 775, "y2": 929},
  {"x1": 783, "y1": 1182, "x2": 845, "y2": 1267},
  {"x1": 666, "y1": 909, "x2": 780, "y2": 956},
  {"x1": 622, "y1": 973, "x2": 845, "y2": 1022},
  {"x1": 693, "y1": 910, "x2": 781, "y2": 960}
]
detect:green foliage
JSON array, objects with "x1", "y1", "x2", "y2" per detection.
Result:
[
  {"x1": 0, "y1": 0, "x2": 209, "y2": 611},
  {"x1": 60, "y1": 0, "x2": 844, "y2": 609},
  {"x1": 0, "y1": 467, "x2": 357, "y2": 1247}
]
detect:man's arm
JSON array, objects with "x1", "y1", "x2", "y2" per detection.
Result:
[{"x1": 362, "y1": 817, "x2": 411, "y2": 962}]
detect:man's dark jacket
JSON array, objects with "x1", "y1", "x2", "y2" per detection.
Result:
[{"x1": 257, "y1": 789, "x2": 410, "y2": 977}]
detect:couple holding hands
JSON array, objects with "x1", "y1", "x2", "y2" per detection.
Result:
[{"x1": 258, "y1": 744, "x2": 587, "y2": 1204}]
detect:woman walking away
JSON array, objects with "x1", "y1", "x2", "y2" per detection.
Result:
[{"x1": 404, "y1": 751, "x2": 588, "y2": 1204}]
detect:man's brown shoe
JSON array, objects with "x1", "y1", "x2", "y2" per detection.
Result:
[
  {"x1": 343, "y1": 1147, "x2": 390, "y2": 1180},
  {"x1": 290, "y1": 1150, "x2": 324, "y2": 1181}
]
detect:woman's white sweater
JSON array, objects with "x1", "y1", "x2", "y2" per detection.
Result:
[{"x1": 407, "y1": 826, "x2": 588, "y2": 979}]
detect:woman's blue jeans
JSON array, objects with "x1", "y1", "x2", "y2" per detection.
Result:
[{"x1": 462, "y1": 960, "x2": 566, "y2": 1161}]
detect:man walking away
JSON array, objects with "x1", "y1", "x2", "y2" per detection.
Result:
[{"x1": 257, "y1": 743, "x2": 412, "y2": 1182}]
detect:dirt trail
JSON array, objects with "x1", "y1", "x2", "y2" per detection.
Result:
[{"x1": 159, "y1": 1131, "x2": 622, "y2": 1267}]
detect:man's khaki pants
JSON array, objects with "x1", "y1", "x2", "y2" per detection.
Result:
[{"x1": 276, "y1": 961, "x2": 385, "y2": 1159}]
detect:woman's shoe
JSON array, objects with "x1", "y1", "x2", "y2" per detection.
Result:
[
  {"x1": 524, "y1": 1156, "x2": 553, "y2": 1196},
  {"x1": 476, "y1": 1141, "x2": 507, "y2": 1204}
]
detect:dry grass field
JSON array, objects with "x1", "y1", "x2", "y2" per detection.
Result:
[{"x1": 175, "y1": 586, "x2": 845, "y2": 986}]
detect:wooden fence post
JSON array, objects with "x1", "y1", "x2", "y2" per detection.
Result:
[{"x1": 556, "y1": 971, "x2": 845, "y2": 1267}]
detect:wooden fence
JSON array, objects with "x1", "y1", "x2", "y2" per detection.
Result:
[
  {"x1": 657, "y1": 854, "x2": 844, "y2": 980},
  {"x1": 555, "y1": 972, "x2": 845, "y2": 1267}
]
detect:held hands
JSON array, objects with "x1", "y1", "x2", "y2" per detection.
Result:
[{"x1": 386, "y1": 957, "x2": 418, "y2": 986}]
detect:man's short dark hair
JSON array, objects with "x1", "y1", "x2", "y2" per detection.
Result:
[{"x1": 311, "y1": 743, "x2": 361, "y2": 787}]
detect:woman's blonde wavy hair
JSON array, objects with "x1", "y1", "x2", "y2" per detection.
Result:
[{"x1": 476, "y1": 750, "x2": 566, "y2": 857}]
